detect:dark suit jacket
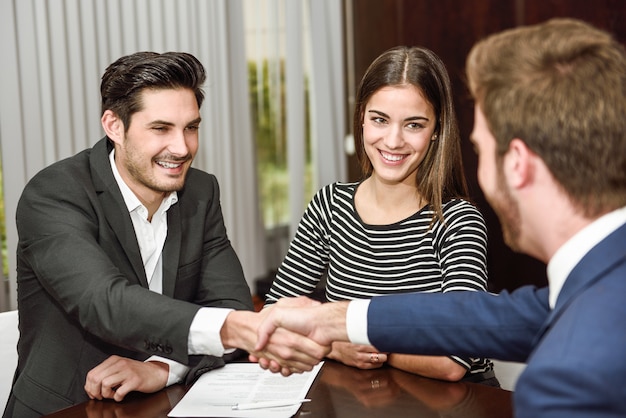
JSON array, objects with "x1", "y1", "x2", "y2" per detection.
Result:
[
  {"x1": 366, "y1": 222, "x2": 626, "y2": 417},
  {"x1": 7, "y1": 138, "x2": 253, "y2": 415}
]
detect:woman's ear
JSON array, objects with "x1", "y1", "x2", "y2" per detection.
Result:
[{"x1": 101, "y1": 110, "x2": 124, "y2": 144}]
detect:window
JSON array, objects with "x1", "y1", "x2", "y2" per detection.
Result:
[{"x1": 244, "y1": 0, "x2": 316, "y2": 230}]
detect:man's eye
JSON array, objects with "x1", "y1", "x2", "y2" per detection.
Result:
[{"x1": 186, "y1": 125, "x2": 200, "y2": 131}]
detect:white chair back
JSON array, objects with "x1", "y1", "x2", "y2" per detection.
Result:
[
  {"x1": 492, "y1": 359, "x2": 526, "y2": 391},
  {"x1": 0, "y1": 310, "x2": 18, "y2": 411}
]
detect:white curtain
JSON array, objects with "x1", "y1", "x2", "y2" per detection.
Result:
[
  {"x1": 289, "y1": 0, "x2": 347, "y2": 239},
  {"x1": 308, "y1": 0, "x2": 347, "y2": 193},
  {"x1": 0, "y1": 0, "x2": 266, "y2": 309}
]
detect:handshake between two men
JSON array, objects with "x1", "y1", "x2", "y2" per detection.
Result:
[{"x1": 233, "y1": 296, "x2": 351, "y2": 376}]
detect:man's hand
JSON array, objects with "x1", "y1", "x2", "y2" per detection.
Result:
[
  {"x1": 247, "y1": 325, "x2": 330, "y2": 376},
  {"x1": 254, "y1": 299, "x2": 351, "y2": 361},
  {"x1": 84, "y1": 355, "x2": 169, "y2": 402},
  {"x1": 327, "y1": 342, "x2": 388, "y2": 369},
  {"x1": 222, "y1": 297, "x2": 330, "y2": 376}
]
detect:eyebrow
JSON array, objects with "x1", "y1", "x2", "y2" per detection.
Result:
[
  {"x1": 367, "y1": 109, "x2": 429, "y2": 122},
  {"x1": 148, "y1": 117, "x2": 202, "y2": 126}
]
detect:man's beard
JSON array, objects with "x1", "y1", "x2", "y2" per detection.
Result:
[{"x1": 488, "y1": 168, "x2": 522, "y2": 252}]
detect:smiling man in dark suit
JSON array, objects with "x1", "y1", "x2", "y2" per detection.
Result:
[
  {"x1": 256, "y1": 18, "x2": 626, "y2": 418},
  {"x1": 4, "y1": 51, "x2": 326, "y2": 418}
]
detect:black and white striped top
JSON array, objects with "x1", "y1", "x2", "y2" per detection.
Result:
[{"x1": 266, "y1": 182, "x2": 493, "y2": 376}]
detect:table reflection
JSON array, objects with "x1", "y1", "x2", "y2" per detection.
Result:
[{"x1": 298, "y1": 361, "x2": 512, "y2": 418}]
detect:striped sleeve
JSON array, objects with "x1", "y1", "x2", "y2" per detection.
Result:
[
  {"x1": 264, "y1": 184, "x2": 336, "y2": 304},
  {"x1": 434, "y1": 200, "x2": 488, "y2": 293}
]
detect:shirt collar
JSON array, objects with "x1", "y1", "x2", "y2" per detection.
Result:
[
  {"x1": 109, "y1": 149, "x2": 178, "y2": 215},
  {"x1": 547, "y1": 206, "x2": 626, "y2": 309}
]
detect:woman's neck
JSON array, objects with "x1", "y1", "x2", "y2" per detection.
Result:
[{"x1": 355, "y1": 177, "x2": 424, "y2": 225}]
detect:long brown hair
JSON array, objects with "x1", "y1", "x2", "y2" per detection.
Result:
[{"x1": 353, "y1": 46, "x2": 468, "y2": 222}]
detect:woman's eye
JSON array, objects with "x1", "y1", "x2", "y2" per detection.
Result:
[{"x1": 406, "y1": 122, "x2": 424, "y2": 130}]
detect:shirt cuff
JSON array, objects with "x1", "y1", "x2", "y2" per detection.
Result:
[
  {"x1": 346, "y1": 299, "x2": 372, "y2": 345},
  {"x1": 188, "y1": 307, "x2": 234, "y2": 357},
  {"x1": 145, "y1": 356, "x2": 189, "y2": 386}
]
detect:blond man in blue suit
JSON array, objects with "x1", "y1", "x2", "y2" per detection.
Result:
[{"x1": 257, "y1": 18, "x2": 626, "y2": 418}]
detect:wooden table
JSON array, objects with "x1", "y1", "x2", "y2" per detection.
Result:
[{"x1": 43, "y1": 361, "x2": 513, "y2": 418}]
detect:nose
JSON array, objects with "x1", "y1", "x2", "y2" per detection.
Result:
[
  {"x1": 167, "y1": 130, "x2": 190, "y2": 157},
  {"x1": 383, "y1": 124, "x2": 404, "y2": 149}
]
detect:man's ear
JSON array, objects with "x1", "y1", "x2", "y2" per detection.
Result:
[
  {"x1": 504, "y1": 138, "x2": 535, "y2": 189},
  {"x1": 101, "y1": 110, "x2": 124, "y2": 144}
]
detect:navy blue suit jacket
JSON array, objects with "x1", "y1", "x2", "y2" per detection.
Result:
[{"x1": 367, "y1": 223, "x2": 626, "y2": 417}]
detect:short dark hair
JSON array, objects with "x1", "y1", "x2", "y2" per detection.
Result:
[{"x1": 100, "y1": 51, "x2": 206, "y2": 130}]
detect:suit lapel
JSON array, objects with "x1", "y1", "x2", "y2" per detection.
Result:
[
  {"x1": 90, "y1": 137, "x2": 149, "y2": 287},
  {"x1": 537, "y1": 223, "x2": 626, "y2": 339},
  {"x1": 162, "y1": 204, "x2": 182, "y2": 297}
]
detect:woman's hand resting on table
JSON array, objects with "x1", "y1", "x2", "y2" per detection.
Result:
[{"x1": 327, "y1": 341, "x2": 389, "y2": 369}]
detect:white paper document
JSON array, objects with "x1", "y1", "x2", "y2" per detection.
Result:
[{"x1": 168, "y1": 362, "x2": 323, "y2": 417}]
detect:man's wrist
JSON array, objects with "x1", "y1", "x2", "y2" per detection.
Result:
[
  {"x1": 346, "y1": 299, "x2": 371, "y2": 345},
  {"x1": 220, "y1": 310, "x2": 256, "y2": 352},
  {"x1": 145, "y1": 356, "x2": 188, "y2": 386},
  {"x1": 145, "y1": 359, "x2": 172, "y2": 386}
]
